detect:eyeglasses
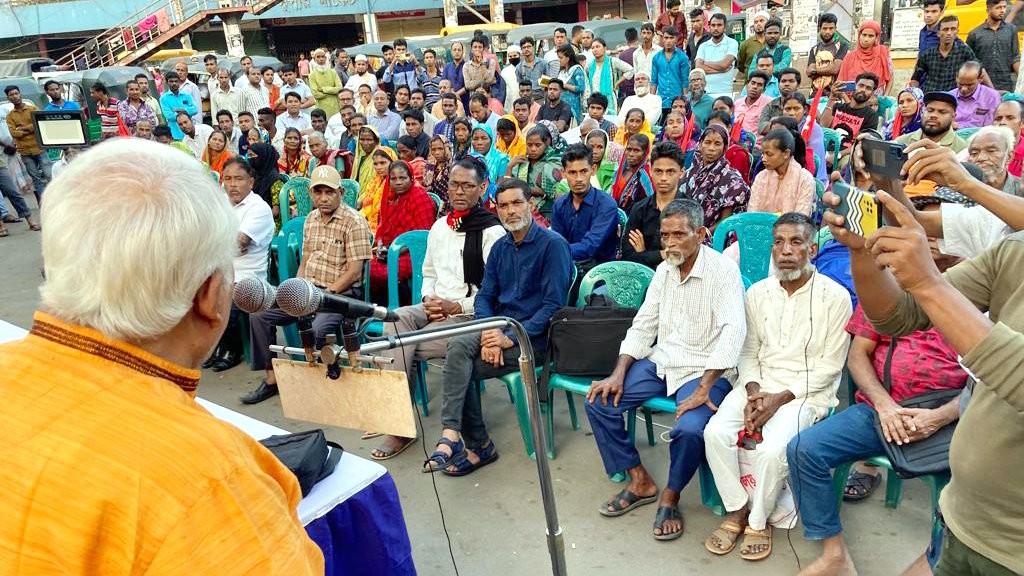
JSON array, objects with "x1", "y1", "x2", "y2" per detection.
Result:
[{"x1": 447, "y1": 181, "x2": 480, "y2": 192}]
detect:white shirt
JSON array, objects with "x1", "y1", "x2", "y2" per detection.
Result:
[
  {"x1": 232, "y1": 191, "x2": 275, "y2": 281},
  {"x1": 344, "y1": 72, "x2": 378, "y2": 93},
  {"x1": 620, "y1": 245, "x2": 747, "y2": 394},
  {"x1": 210, "y1": 85, "x2": 244, "y2": 120},
  {"x1": 238, "y1": 83, "x2": 269, "y2": 116},
  {"x1": 737, "y1": 272, "x2": 852, "y2": 409},
  {"x1": 325, "y1": 113, "x2": 346, "y2": 149},
  {"x1": 276, "y1": 111, "x2": 312, "y2": 134},
  {"x1": 631, "y1": 44, "x2": 662, "y2": 78},
  {"x1": 182, "y1": 123, "x2": 214, "y2": 160},
  {"x1": 939, "y1": 203, "x2": 1011, "y2": 258},
  {"x1": 501, "y1": 64, "x2": 520, "y2": 111},
  {"x1": 223, "y1": 126, "x2": 242, "y2": 152},
  {"x1": 179, "y1": 80, "x2": 204, "y2": 125},
  {"x1": 399, "y1": 109, "x2": 438, "y2": 138},
  {"x1": 279, "y1": 80, "x2": 314, "y2": 108},
  {"x1": 620, "y1": 94, "x2": 663, "y2": 126},
  {"x1": 421, "y1": 218, "x2": 507, "y2": 314}
]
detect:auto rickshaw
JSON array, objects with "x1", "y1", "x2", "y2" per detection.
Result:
[
  {"x1": 0, "y1": 76, "x2": 48, "y2": 110},
  {"x1": 52, "y1": 66, "x2": 151, "y2": 142}
]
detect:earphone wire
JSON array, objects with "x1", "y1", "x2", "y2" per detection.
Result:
[{"x1": 786, "y1": 270, "x2": 815, "y2": 571}]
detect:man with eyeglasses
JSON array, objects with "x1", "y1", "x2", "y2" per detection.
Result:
[{"x1": 370, "y1": 157, "x2": 506, "y2": 461}]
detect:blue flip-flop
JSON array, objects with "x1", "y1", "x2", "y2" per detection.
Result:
[{"x1": 441, "y1": 441, "x2": 499, "y2": 477}]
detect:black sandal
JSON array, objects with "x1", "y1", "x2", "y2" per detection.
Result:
[
  {"x1": 652, "y1": 506, "x2": 684, "y2": 541},
  {"x1": 598, "y1": 488, "x2": 658, "y2": 518},
  {"x1": 423, "y1": 437, "x2": 464, "y2": 473},
  {"x1": 442, "y1": 441, "x2": 499, "y2": 477},
  {"x1": 843, "y1": 470, "x2": 881, "y2": 502}
]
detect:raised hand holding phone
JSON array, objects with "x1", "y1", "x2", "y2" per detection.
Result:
[{"x1": 864, "y1": 191, "x2": 943, "y2": 294}]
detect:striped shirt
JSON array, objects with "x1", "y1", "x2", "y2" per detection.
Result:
[
  {"x1": 301, "y1": 205, "x2": 372, "y2": 289},
  {"x1": 97, "y1": 97, "x2": 120, "y2": 139},
  {"x1": 620, "y1": 245, "x2": 747, "y2": 394}
]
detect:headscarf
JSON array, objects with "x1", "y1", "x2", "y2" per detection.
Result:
[
  {"x1": 470, "y1": 124, "x2": 509, "y2": 202},
  {"x1": 585, "y1": 129, "x2": 618, "y2": 190},
  {"x1": 359, "y1": 147, "x2": 397, "y2": 233},
  {"x1": 202, "y1": 131, "x2": 234, "y2": 177},
  {"x1": 614, "y1": 109, "x2": 655, "y2": 147},
  {"x1": 838, "y1": 21, "x2": 892, "y2": 91},
  {"x1": 445, "y1": 154, "x2": 502, "y2": 287},
  {"x1": 353, "y1": 125, "x2": 382, "y2": 192},
  {"x1": 512, "y1": 124, "x2": 564, "y2": 216},
  {"x1": 611, "y1": 134, "x2": 654, "y2": 213},
  {"x1": 685, "y1": 125, "x2": 750, "y2": 234},
  {"x1": 249, "y1": 143, "x2": 282, "y2": 205},
  {"x1": 496, "y1": 114, "x2": 526, "y2": 158},
  {"x1": 660, "y1": 111, "x2": 699, "y2": 156},
  {"x1": 376, "y1": 159, "x2": 436, "y2": 246},
  {"x1": 883, "y1": 87, "x2": 924, "y2": 140},
  {"x1": 278, "y1": 127, "x2": 312, "y2": 177},
  {"x1": 428, "y1": 134, "x2": 453, "y2": 210},
  {"x1": 451, "y1": 117, "x2": 474, "y2": 161}
]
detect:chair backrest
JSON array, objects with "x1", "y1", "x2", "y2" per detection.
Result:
[
  {"x1": 278, "y1": 177, "x2": 312, "y2": 227},
  {"x1": 956, "y1": 127, "x2": 980, "y2": 140},
  {"x1": 877, "y1": 95, "x2": 896, "y2": 122},
  {"x1": 427, "y1": 192, "x2": 443, "y2": 217},
  {"x1": 340, "y1": 179, "x2": 360, "y2": 209},
  {"x1": 711, "y1": 212, "x2": 779, "y2": 283},
  {"x1": 616, "y1": 208, "x2": 628, "y2": 236},
  {"x1": 821, "y1": 128, "x2": 842, "y2": 158},
  {"x1": 387, "y1": 229, "x2": 430, "y2": 309},
  {"x1": 576, "y1": 261, "x2": 655, "y2": 307},
  {"x1": 276, "y1": 215, "x2": 308, "y2": 282}
]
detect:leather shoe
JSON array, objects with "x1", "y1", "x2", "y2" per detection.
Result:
[
  {"x1": 211, "y1": 352, "x2": 242, "y2": 373},
  {"x1": 240, "y1": 381, "x2": 278, "y2": 404},
  {"x1": 202, "y1": 350, "x2": 221, "y2": 369},
  {"x1": 2, "y1": 215, "x2": 22, "y2": 223}
]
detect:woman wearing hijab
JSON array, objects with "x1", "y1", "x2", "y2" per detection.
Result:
[
  {"x1": 685, "y1": 125, "x2": 750, "y2": 236},
  {"x1": 247, "y1": 142, "x2": 287, "y2": 229},
  {"x1": 424, "y1": 134, "x2": 453, "y2": 211},
  {"x1": 611, "y1": 133, "x2": 654, "y2": 213},
  {"x1": 614, "y1": 108, "x2": 655, "y2": 147},
  {"x1": 748, "y1": 128, "x2": 816, "y2": 216},
  {"x1": 396, "y1": 135, "x2": 427, "y2": 187},
  {"x1": 837, "y1": 20, "x2": 893, "y2": 94},
  {"x1": 507, "y1": 124, "x2": 564, "y2": 220},
  {"x1": 470, "y1": 124, "x2": 509, "y2": 206},
  {"x1": 278, "y1": 127, "x2": 313, "y2": 178},
  {"x1": 202, "y1": 129, "x2": 234, "y2": 179},
  {"x1": 882, "y1": 87, "x2": 923, "y2": 140},
  {"x1": 369, "y1": 160, "x2": 438, "y2": 301},
  {"x1": 660, "y1": 111, "x2": 699, "y2": 163},
  {"x1": 556, "y1": 44, "x2": 587, "y2": 124},
  {"x1": 495, "y1": 115, "x2": 525, "y2": 158},
  {"x1": 586, "y1": 129, "x2": 619, "y2": 190},
  {"x1": 360, "y1": 147, "x2": 398, "y2": 234},
  {"x1": 451, "y1": 118, "x2": 474, "y2": 162}
]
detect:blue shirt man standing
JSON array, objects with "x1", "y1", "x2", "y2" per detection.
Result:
[
  {"x1": 159, "y1": 71, "x2": 199, "y2": 140},
  {"x1": 650, "y1": 26, "x2": 692, "y2": 119}
]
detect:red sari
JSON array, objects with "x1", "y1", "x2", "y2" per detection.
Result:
[{"x1": 369, "y1": 163, "x2": 438, "y2": 293}]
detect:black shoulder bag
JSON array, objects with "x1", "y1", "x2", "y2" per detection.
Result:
[
  {"x1": 259, "y1": 429, "x2": 343, "y2": 496},
  {"x1": 873, "y1": 339, "x2": 961, "y2": 479}
]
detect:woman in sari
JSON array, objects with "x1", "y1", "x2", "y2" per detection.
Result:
[
  {"x1": 749, "y1": 128, "x2": 816, "y2": 216},
  {"x1": 202, "y1": 129, "x2": 234, "y2": 178},
  {"x1": 614, "y1": 108, "x2": 656, "y2": 148},
  {"x1": 611, "y1": 133, "x2": 654, "y2": 213},
  {"x1": 837, "y1": 20, "x2": 893, "y2": 94},
  {"x1": 359, "y1": 147, "x2": 398, "y2": 234},
  {"x1": 586, "y1": 129, "x2": 619, "y2": 190},
  {"x1": 495, "y1": 115, "x2": 525, "y2": 158},
  {"x1": 507, "y1": 124, "x2": 563, "y2": 220},
  {"x1": 470, "y1": 124, "x2": 509, "y2": 207},
  {"x1": 247, "y1": 143, "x2": 287, "y2": 229},
  {"x1": 685, "y1": 125, "x2": 750, "y2": 236},
  {"x1": 451, "y1": 118, "x2": 473, "y2": 161},
  {"x1": 424, "y1": 134, "x2": 453, "y2": 211},
  {"x1": 882, "y1": 87, "x2": 923, "y2": 140},
  {"x1": 395, "y1": 135, "x2": 427, "y2": 187},
  {"x1": 707, "y1": 110, "x2": 753, "y2": 185},
  {"x1": 712, "y1": 96, "x2": 757, "y2": 153},
  {"x1": 660, "y1": 111, "x2": 699, "y2": 162},
  {"x1": 353, "y1": 125, "x2": 383, "y2": 192},
  {"x1": 556, "y1": 44, "x2": 587, "y2": 124},
  {"x1": 278, "y1": 127, "x2": 312, "y2": 178},
  {"x1": 369, "y1": 160, "x2": 438, "y2": 301}
]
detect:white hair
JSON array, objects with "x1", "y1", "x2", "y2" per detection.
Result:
[
  {"x1": 39, "y1": 139, "x2": 238, "y2": 341},
  {"x1": 970, "y1": 125, "x2": 1016, "y2": 163}
]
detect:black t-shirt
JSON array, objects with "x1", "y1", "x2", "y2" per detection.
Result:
[
  {"x1": 831, "y1": 103, "x2": 879, "y2": 144},
  {"x1": 536, "y1": 100, "x2": 574, "y2": 128}
]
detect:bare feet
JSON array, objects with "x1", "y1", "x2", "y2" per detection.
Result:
[{"x1": 798, "y1": 547, "x2": 857, "y2": 576}]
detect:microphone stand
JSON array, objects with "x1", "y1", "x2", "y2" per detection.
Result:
[
  {"x1": 297, "y1": 314, "x2": 317, "y2": 365},
  {"x1": 270, "y1": 316, "x2": 568, "y2": 576}
]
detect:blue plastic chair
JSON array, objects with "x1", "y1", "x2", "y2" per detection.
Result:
[
  {"x1": 278, "y1": 177, "x2": 311, "y2": 229},
  {"x1": 712, "y1": 212, "x2": 779, "y2": 284},
  {"x1": 269, "y1": 215, "x2": 309, "y2": 358},
  {"x1": 876, "y1": 95, "x2": 896, "y2": 123},
  {"x1": 340, "y1": 179, "x2": 360, "y2": 209},
  {"x1": 956, "y1": 127, "x2": 980, "y2": 140},
  {"x1": 383, "y1": 230, "x2": 431, "y2": 415},
  {"x1": 427, "y1": 192, "x2": 444, "y2": 217}
]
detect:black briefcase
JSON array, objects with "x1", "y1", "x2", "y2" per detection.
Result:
[{"x1": 259, "y1": 429, "x2": 343, "y2": 496}]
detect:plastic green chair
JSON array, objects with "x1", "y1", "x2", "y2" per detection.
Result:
[
  {"x1": 427, "y1": 192, "x2": 444, "y2": 217},
  {"x1": 540, "y1": 262, "x2": 656, "y2": 460},
  {"x1": 956, "y1": 127, "x2": 980, "y2": 140},
  {"x1": 385, "y1": 230, "x2": 431, "y2": 415},
  {"x1": 821, "y1": 127, "x2": 842, "y2": 169},
  {"x1": 277, "y1": 177, "x2": 311, "y2": 229},
  {"x1": 1002, "y1": 92, "x2": 1023, "y2": 102},
  {"x1": 712, "y1": 212, "x2": 779, "y2": 284},
  {"x1": 616, "y1": 207, "x2": 628, "y2": 236},
  {"x1": 271, "y1": 215, "x2": 309, "y2": 358},
  {"x1": 340, "y1": 178, "x2": 360, "y2": 209},
  {"x1": 876, "y1": 95, "x2": 896, "y2": 123}
]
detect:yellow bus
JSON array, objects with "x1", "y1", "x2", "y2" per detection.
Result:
[
  {"x1": 439, "y1": 22, "x2": 519, "y2": 37},
  {"x1": 945, "y1": 0, "x2": 1024, "y2": 42}
]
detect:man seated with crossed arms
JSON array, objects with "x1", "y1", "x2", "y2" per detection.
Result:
[
  {"x1": 585, "y1": 198, "x2": 746, "y2": 541},
  {"x1": 703, "y1": 213, "x2": 852, "y2": 562}
]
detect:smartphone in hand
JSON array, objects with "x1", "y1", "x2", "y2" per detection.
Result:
[{"x1": 832, "y1": 181, "x2": 883, "y2": 237}]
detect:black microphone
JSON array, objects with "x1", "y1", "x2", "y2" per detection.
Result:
[
  {"x1": 232, "y1": 277, "x2": 278, "y2": 314},
  {"x1": 276, "y1": 278, "x2": 399, "y2": 321}
]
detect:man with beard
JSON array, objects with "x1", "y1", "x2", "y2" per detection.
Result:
[
  {"x1": 994, "y1": 99, "x2": 1024, "y2": 176},
  {"x1": 704, "y1": 212, "x2": 851, "y2": 562},
  {"x1": 343, "y1": 55, "x2": 378, "y2": 93},
  {"x1": 696, "y1": 13, "x2": 739, "y2": 100},
  {"x1": 536, "y1": 79, "x2": 574, "y2": 133},
  {"x1": 806, "y1": 13, "x2": 848, "y2": 94},
  {"x1": 327, "y1": 104, "x2": 356, "y2": 150},
  {"x1": 748, "y1": 20, "x2": 791, "y2": 79},
  {"x1": 689, "y1": 69, "x2": 715, "y2": 129},
  {"x1": 913, "y1": 16, "x2": 980, "y2": 94},
  {"x1": 966, "y1": 0, "x2": 1019, "y2": 91},
  {"x1": 334, "y1": 49, "x2": 351, "y2": 85},
  {"x1": 620, "y1": 72, "x2": 663, "y2": 127},
  {"x1": 308, "y1": 48, "x2": 343, "y2": 118},
  {"x1": 737, "y1": 11, "x2": 769, "y2": 82},
  {"x1": 949, "y1": 61, "x2": 1000, "y2": 129},
  {"x1": 759, "y1": 68, "x2": 801, "y2": 135},
  {"x1": 422, "y1": 178, "x2": 571, "y2": 477},
  {"x1": 896, "y1": 91, "x2": 967, "y2": 153},
  {"x1": 586, "y1": 197, "x2": 745, "y2": 542},
  {"x1": 308, "y1": 131, "x2": 352, "y2": 178},
  {"x1": 966, "y1": 125, "x2": 1020, "y2": 196},
  {"x1": 820, "y1": 72, "x2": 880, "y2": 142},
  {"x1": 370, "y1": 158, "x2": 506, "y2": 461}
]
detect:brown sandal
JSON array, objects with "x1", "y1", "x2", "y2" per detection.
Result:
[
  {"x1": 704, "y1": 520, "x2": 744, "y2": 555},
  {"x1": 739, "y1": 526, "x2": 772, "y2": 561},
  {"x1": 0, "y1": 227, "x2": 7, "y2": 237}
]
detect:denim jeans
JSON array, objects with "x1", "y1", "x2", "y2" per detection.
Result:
[
  {"x1": 786, "y1": 402, "x2": 884, "y2": 540},
  {"x1": 0, "y1": 165, "x2": 32, "y2": 218},
  {"x1": 21, "y1": 153, "x2": 51, "y2": 201}
]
